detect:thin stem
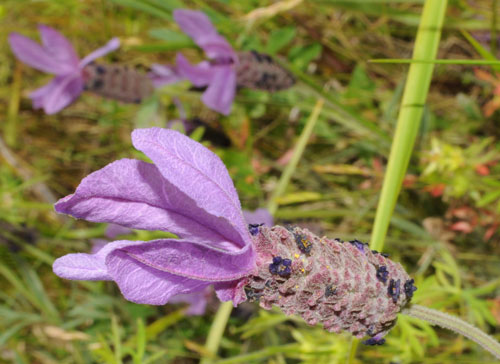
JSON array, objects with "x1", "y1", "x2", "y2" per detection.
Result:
[
  {"x1": 402, "y1": 304, "x2": 500, "y2": 359},
  {"x1": 370, "y1": 0, "x2": 448, "y2": 252},
  {"x1": 200, "y1": 301, "x2": 233, "y2": 364},
  {"x1": 200, "y1": 99, "x2": 324, "y2": 363},
  {"x1": 267, "y1": 98, "x2": 324, "y2": 215}
]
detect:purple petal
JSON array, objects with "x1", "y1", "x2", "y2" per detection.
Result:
[
  {"x1": 201, "y1": 66, "x2": 236, "y2": 115},
  {"x1": 38, "y1": 74, "x2": 83, "y2": 114},
  {"x1": 79, "y1": 38, "x2": 120, "y2": 68},
  {"x1": 169, "y1": 288, "x2": 211, "y2": 315},
  {"x1": 131, "y1": 128, "x2": 249, "y2": 247},
  {"x1": 148, "y1": 64, "x2": 183, "y2": 88},
  {"x1": 30, "y1": 78, "x2": 61, "y2": 110},
  {"x1": 8, "y1": 32, "x2": 72, "y2": 74},
  {"x1": 106, "y1": 249, "x2": 210, "y2": 305},
  {"x1": 55, "y1": 158, "x2": 242, "y2": 248},
  {"x1": 53, "y1": 253, "x2": 111, "y2": 280},
  {"x1": 122, "y1": 238, "x2": 255, "y2": 281},
  {"x1": 38, "y1": 25, "x2": 79, "y2": 68},
  {"x1": 90, "y1": 239, "x2": 108, "y2": 254},
  {"x1": 175, "y1": 54, "x2": 213, "y2": 87},
  {"x1": 173, "y1": 9, "x2": 234, "y2": 60},
  {"x1": 105, "y1": 224, "x2": 132, "y2": 239},
  {"x1": 53, "y1": 239, "x2": 140, "y2": 281},
  {"x1": 214, "y1": 280, "x2": 248, "y2": 306},
  {"x1": 243, "y1": 208, "x2": 274, "y2": 227}
]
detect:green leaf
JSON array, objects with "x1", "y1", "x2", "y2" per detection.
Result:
[
  {"x1": 266, "y1": 27, "x2": 296, "y2": 54},
  {"x1": 288, "y1": 43, "x2": 322, "y2": 70},
  {"x1": 148, "y1": 28, "x2": 193, "y2": 46}
]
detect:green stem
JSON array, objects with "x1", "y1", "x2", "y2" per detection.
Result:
[
  {"x1": 200, "y1": 99, "x2": 324, "y2": 363},
  {"x1": 200, "y1": 301, "x2": 233, "y2": 364},
  {"x1": 267, "y1": 98, "x2": 324, "y2": 215},
  {"x1": 402, "y1": 304, "x2": 500, "y2": 359},
  {"x1": 370, "y1": 0, "x2": 448, "y2": 252}
]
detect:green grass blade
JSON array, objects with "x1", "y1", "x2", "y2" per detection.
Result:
[{"x1": 370, "y1": 0, "x2": 448, "y2": 252}]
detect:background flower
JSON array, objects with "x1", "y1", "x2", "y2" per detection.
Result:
[{"x1": 8, "y1": 25, "x2": 119, "y2": 114}]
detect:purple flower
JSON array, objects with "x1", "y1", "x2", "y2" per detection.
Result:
[
  {"x1": 243, "y1": 208, "x2": 274, "y2": 228},
  {"x1": 151, "y1": 9, "x2": 237, "y2": 115},
  {"x1": 8, "y1": 25, "x2": 120, "y2": 114},
  {"x1": 53, "y1": 128, "x2": 255, "y2": 305}
]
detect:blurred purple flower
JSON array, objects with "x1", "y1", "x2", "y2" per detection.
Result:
[
  {"x1": 243, "y1": 208, "x2": 274, "y2": 227},
  {"x1": 151, "y1": 9, "x2": 237, "y2": 115},
  {"x1": 53, "y1": 128, "x2": 255, "y2": 305},
  {"x1": 8, "y1": 25, "x2": 119, "y2": 114},
  {"x1": 168, "y1": 287, "x2": 213, "y2": 316}
]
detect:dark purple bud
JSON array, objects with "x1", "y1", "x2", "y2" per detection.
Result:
[
  {"x1": 376, "y1": 266, "x2": 389, "y2": 283},
  {"x1": 388, "y1": 279, "x2": 401, "y2": 303},
  {"x1": 294, "y1": 232, "x2": 313, "y2": 254},
  {"x1": 404, "y1": 279, "x2": 417, "y2": 299},
  {"x1": 381, "y1": 252, "x2": 390, "y2": 258},
  {"x1": 249, "y1": 223, "x2": 264, "y2": 236},
  {"x1": 325, "y1": 285, "x2": 337, "y2": 297},
  {"x1": 269, "y1": 256, "x2": 291, "y2": 277},
  {"x1": 363, "y1": 337, "x2": 386, "y2": 346},
  {"x1": 349, "y1": 239, "x2": 366, "y2": 253}
]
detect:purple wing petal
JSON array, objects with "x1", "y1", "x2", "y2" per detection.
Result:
[
  {"x1": 38, "y1": 25, "x2": 79, "y2": 68},
  {"x1": 243, "y1": 208, "x2": 274, "y2": 227},
  {"x1": 169, "y1": 288, "x2": 211, "y2": 315},
  {"x1": 175, "y1": 54, "x2": 213, "y2": 87},
  {"x1": 174, "y1": 9, "x2": 234, "y2": 60},
  {"x1": 105, "y1": 224, "x2": 132, "y2": 239},
  {"x1": 106, "y1": 249, "x2": 210, "y2": 305},
  {"x1": 8, "y1": 32, "x2": 72, "y2": 74},
  {"x1": 201, "y1": 66, "x2": 236, "y2": 115},
  {"x1": 79, "y1": 38, "x2": 120, "y2": 68},
  {"x1": 149, "y1": 63, "x2": 183, "y2": 88},
  {"x1": 55, "y1": 158, "x2": 240, "y2": 247},
  {"x1": 131, "y1": 128, "x2": 249, "y2": 247},
  {"x1": 53, "y1": 253, "x2": 111, "y2": 280},
  {"x1": 122, "y1": 238, "x2": 255, "y2": 281},
  {"x1": 30, "y1": 78, "x2": 61, "y2": 110},
  {"x1": 37, "y1": 74, "x2": 84, "y2": 114},
  {"x1": 214, "y1": 279, "x2": 248, "y2": 306}
]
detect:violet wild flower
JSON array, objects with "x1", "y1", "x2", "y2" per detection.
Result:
[
  {"x1": 53, "y1": 127, "x2": 416, "y2": 342},
  {"x1": 151, "y1": 10, "x2": 295, "y2": 115},
  {"x1": 151, "y1": 9, "x2": 237, "y2": 115},
  {"x1": 8, "y1": 25, "x2": 119, "y2": 114}
]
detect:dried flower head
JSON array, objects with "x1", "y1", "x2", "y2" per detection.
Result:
[
  {"x1": 8, "y1": 25, "x2": 119, "y2": 114},
  {"x1": 241, "y1": 226, "x2": 416, "y2": 343}
]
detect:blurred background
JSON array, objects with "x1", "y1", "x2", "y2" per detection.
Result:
[{"x1": 1, "y1": 0, "x2": 500, "y2": 363}]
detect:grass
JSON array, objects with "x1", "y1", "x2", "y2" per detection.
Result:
[{"x1": 1, "y1": 0, "x2": 500, "y2": 363}]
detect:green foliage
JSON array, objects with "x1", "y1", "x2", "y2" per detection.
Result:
[{"x1": 2, "y1": 0, "x2": 500, "y2": 363}]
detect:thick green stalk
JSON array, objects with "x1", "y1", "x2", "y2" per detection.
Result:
[
  {"x1": 370, "y1": 0, "x2": 448, "y2": 252},
  {"x1": 402, "y1": 305, "x2": 500, "y2": 359},
  {"x1": 200, "y1": 99, "x2": 324, "y2": 363}
]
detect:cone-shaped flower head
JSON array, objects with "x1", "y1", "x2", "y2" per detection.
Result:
[
  {"x1": 53, "y1": 128, "x2": 256, "y2": 305},
  {"x1": 8, "y1": 25, "x2": 119, "y2": 114},
  {"x1": 241, "y1": 225, "x2": 417, "y2": 343},
  {"x1": 53, "y1": 128, "x2": 415, "y2": 341}
]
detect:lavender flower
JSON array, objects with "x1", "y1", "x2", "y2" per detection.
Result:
[
  {"x1": 151, "y1": 9, "x2": 237, "y2": 115},
  {"x1": 53, "y1": 128, "x2": 416, "y2": 342},
  {"x1": 8, "y1": 25, "x2": 119, "y2": 114},
  {"x1": 53, "y1": 128, "x2": 255, "y2": 305}
]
